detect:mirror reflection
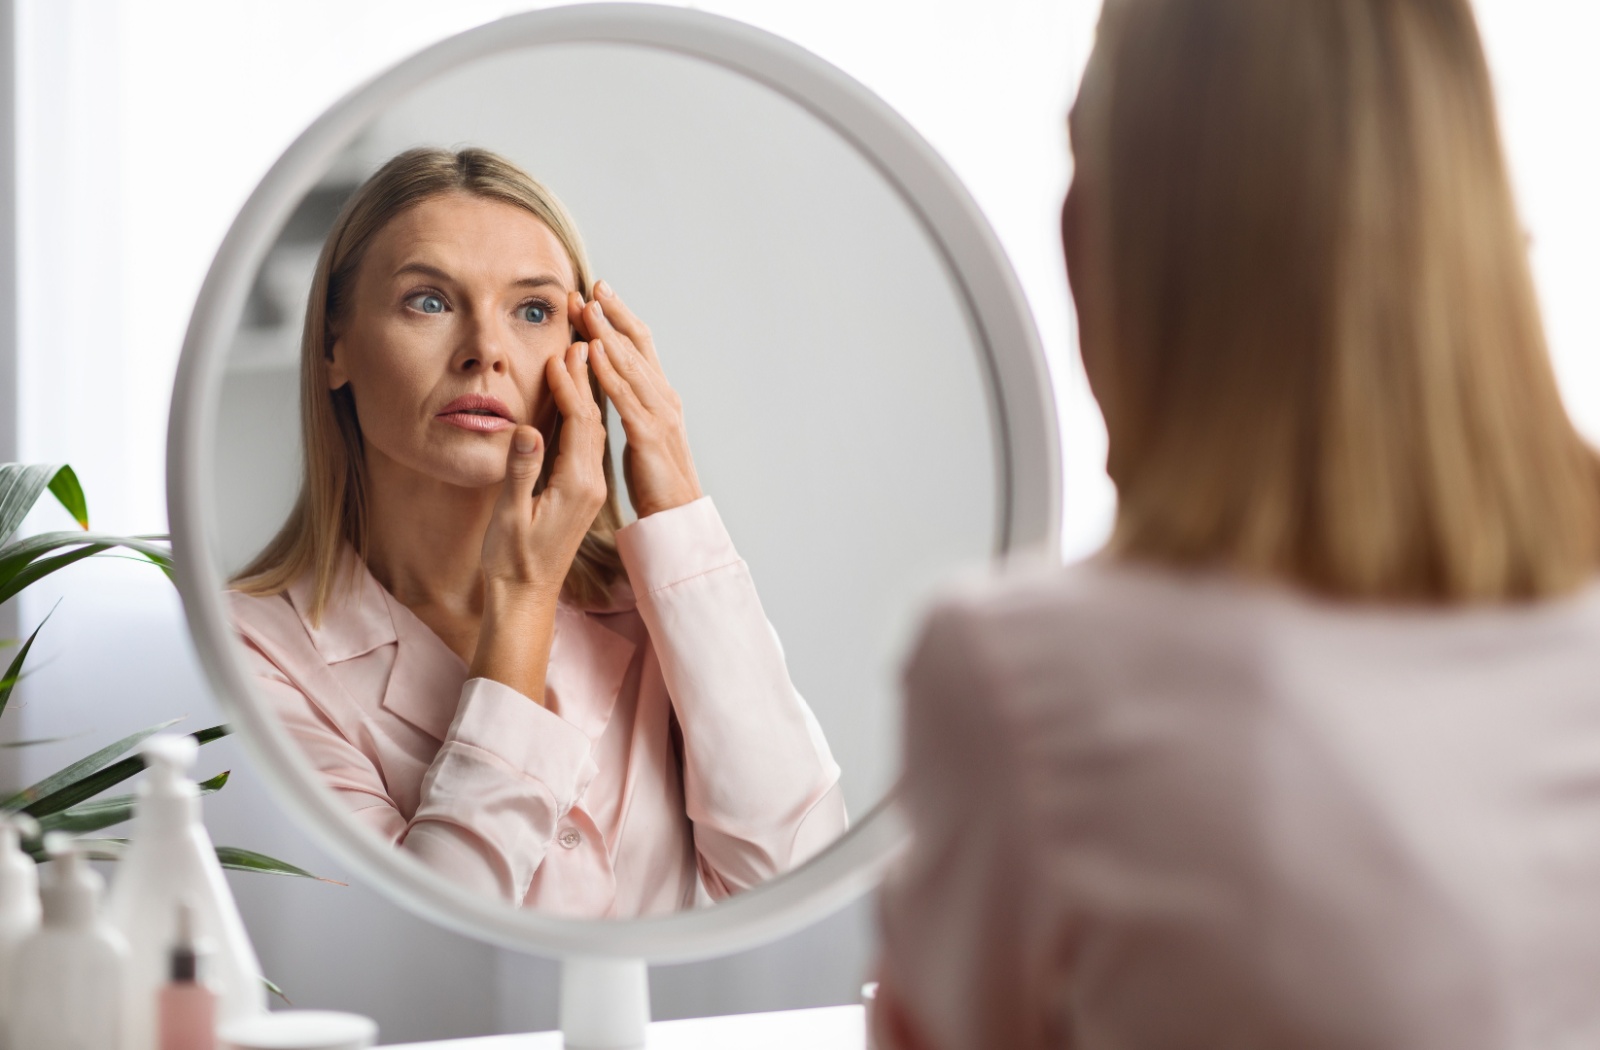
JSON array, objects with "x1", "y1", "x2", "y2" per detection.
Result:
[{"x1": 208, "y1": 43, "x2": 999, "y2": 918}]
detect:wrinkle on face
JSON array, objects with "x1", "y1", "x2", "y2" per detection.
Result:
[{"x1": 329, "y1": 192, "x2": 579, "y2": 490}]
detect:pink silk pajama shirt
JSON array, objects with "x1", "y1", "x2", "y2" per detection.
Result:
[{"x1": 229, "y1": 497, "x2": 847, "y2": 918}]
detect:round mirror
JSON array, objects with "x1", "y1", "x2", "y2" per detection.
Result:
[{"x1": 168, "y1": 3, "x2": 1057, "y2": 965}]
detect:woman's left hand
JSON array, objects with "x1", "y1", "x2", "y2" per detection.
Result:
[{"x1": 570, "y1": 280, "x2": 704, "y2": 519}]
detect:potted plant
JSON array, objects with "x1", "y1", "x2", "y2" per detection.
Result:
[{"x1": 0, "y1": 461, "x2": 324, "y2": 882}]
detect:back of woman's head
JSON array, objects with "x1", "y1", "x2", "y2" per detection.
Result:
[{"x1": 1070, "y1": 0, "x2": 1600, "y2": 602}]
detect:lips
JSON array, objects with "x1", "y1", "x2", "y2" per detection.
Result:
[{"x1": 436, "y1": 393, "x2": 515, "y2": 433}]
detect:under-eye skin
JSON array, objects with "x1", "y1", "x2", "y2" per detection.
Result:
[{"x1": 404, "y1": 290, "x2": 449, "y2": 315}]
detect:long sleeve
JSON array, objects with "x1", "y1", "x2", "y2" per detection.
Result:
[
  {"x1": 616, "y1": 497, "x2": 848, "y2": 896},
  {"x1": 237, "y1": 634, "x2": 596, "y2": 905},
  {"x1": 876, "y1": 598, "x2": 1061, "y2": 1050}
]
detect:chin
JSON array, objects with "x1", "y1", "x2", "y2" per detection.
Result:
[{"x1": 431, "y1": 444, "x2": 513, "y2": 490}]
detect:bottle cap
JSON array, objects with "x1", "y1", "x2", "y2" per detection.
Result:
[
  {"x1": 218, "y1": 1010, "x2": 377, "y2": 1050},
  {"x1": 141, "y1": 734, "x2": 200, "y2": 798},
  {"x1": 169, "y1": 900, "x2": 206, "y2": 983},
  {"x1": 39, "y1": 833, "x2": 103, "y2": 929},
  {"x1": 0, "y1": 811, "x2": 38, "y2": 854}
]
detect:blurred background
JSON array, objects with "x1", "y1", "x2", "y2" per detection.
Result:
[{"x1": 0, "y1": 0, "x2": 1595, "y2": 1042}]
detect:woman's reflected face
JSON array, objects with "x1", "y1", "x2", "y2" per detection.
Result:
[{"x1": 328, "y1": 192, "x2": 578, "y2": 488}]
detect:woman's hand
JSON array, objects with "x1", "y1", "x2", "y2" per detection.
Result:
[
  {"x1": 470, "y1": 343, "x2": 609, "y2": 704},
  {"x1": 570, "y1": 281, "x2": 703, "y2": 519},
  {"x1": 481, "y1": 342, "x2": 610, "y2": 595}
]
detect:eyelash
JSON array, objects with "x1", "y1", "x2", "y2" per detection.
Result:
[
  {"x1": 402, "y1": 289, "x2": 558, "y2": 325},
  {"x1": 404, "y1": 287, "x2": 450, "y2": 314},
  {"x1": 518, "y1": 296, "x2": 557, "y2": 324}
]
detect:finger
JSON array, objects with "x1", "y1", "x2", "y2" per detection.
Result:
[
  {"x1": 544, "y1": 345, "x2": 607, "y2": 484},
  {"x1": 592, "y1": 280, "x2": 661, "y2": 368},
  {"x1": 546, "y1": 342, "x2": 595, "y2": 422},
  {"x1": 588, "y1": 336, "x2": 648, "y2": 427},
  {"x1": 584, "y1": 301, "x2": 671, "y2": 409},
  {"x1": 495, "y1": 425, "x2": 545, "y2": 522},
  {"x1": 567, "y1": 290, "x2": 594, "y2": 340}
]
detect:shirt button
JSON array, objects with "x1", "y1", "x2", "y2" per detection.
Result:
[{"x1": 558, "y1": 827, "x2": 581, "y2": 850}]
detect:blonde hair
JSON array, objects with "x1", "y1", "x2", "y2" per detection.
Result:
[
  {"x1": 234, "y1": 147, "x2": 626, "y2": 620},
  {"x1": 1073, "y1": 0, "x2": 1600, "y2": 602}
]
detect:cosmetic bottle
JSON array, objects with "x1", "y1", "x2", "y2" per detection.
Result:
[
  {"x1": 157, "y1": 902, "x2": 216, "y2": 1050},
  {"x1": 108, "y1": 735, "x2": 265, "y2": 1050},
  {"x1": 0, "y1": 813, "x2": 41, "y2": 1045},
  {"x1": 9, "y1": 834, "x2": 129, "y2": 1050}
]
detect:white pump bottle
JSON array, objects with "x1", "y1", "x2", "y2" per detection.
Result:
[
  {"x1": 0, "y1": 814, "x2": 40, "y2": 1048},
  {"x1": 107, "y1": 735, "x2": 265, "y2": 1050},
  {"x1": 10, "y1": 834, "x2": 129, "y2": 1050}
]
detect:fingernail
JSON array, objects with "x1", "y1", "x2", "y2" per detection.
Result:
[
  {"x1": 578, "y1": 342, "x2": 589, "y2": 365},
  {"x1": 596, "y1": 280, "x2": 613, "y2": 299},
  {"x1": 591, "y1": 300, "x2": 606, "y2": 323},
  {"x1": 591, "y1": 337, "x2": 605, "y2": 360},
  {"x1": 514, "y1": 429, "x2": 538, "y2": 454}
]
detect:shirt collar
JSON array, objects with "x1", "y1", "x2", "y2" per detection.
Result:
[
  {"x1": 285, "y1": 546, "x2": 638, "y2": 743},
  {"x1": 285, "y1": 549, "x2": 397, "y2": 664}
]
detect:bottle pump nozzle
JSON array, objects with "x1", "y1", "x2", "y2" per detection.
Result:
[
  {"x1": 141, "y1": 735, "x2": 200, "y2": 797},
  {"x1": 39, "y1": 833, "x2": 104, "y2": 930}
]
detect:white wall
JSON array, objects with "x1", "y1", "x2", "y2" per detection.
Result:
[{"x1": 10, "y1": 0, "x2": 1599, "y2": 1043}]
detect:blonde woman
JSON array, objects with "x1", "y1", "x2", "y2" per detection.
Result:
[
  {"x1": 229, "y1": 147, "x2": 846, "y2": 918},
  {"x1": 876, "y1": 0, "x2": 1600, "y2": 1046}
]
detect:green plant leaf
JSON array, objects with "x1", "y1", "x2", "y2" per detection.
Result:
[
  {"x1": 24, "y1": 836, "x2": 334, "y2": 886},
  {"x1": 34, "y1": 771, "x2": 230, "y2": 837},
  {"x1": 15, "y1": 723, "x2": 231, "y2": 818},
  {"x1": 0, "y1": 532, "x2": 174, "y2": 605},
  {"x1": 0, "y1": 530, "x2": 172, "y2": 578},
  {"x1": 0, "y1": 606, "x2": 56, "y2": 722},
  {"x1": 45, "y1": 466, "x2": 87, "y2": 530},
  {"x1": 0, "y1": 464, "x2": 60, "y2": 545},
  {"x1": 0, "y1": 544, "x2": 111, "y2": 603},
  {"x1": 214, "y1": 847, "x2": 345, "y2": 884},
  {"x1": 0, "y1": 733, "x2": 88, "y2": 749},
  {"x1": 263, "y1": 976, "x2": 292, "y2": 1006},
  {"x1": 2, "y1": 718, "x2": 182, "y2": 812}
]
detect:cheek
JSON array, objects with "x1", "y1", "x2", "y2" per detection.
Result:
[
  {"x1": 519, "y1": 329, "x2": 567, "y2": 421},
  {"x1": 341, "y1": 325, "x2": 443, "y2": 435}
]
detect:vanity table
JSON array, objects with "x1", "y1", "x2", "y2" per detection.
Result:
[{"x1": 391, "y1": 1005, "x2": 866, "y2": 1049}]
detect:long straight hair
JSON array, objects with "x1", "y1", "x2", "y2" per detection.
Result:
[
  {"x1": 233, "y1": 147, "x2": 626, "y2": 621},
  {"x1": 1072, "y1": 0, "x2": 1600, "y2": 602}
]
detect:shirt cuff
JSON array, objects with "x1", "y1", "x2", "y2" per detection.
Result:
[
  {"x1": 615, "y1": 496, "x2": 740, "y2": 595},
  {"x1": 447, "y1": 677, "x2": 598, "y2": 811}
]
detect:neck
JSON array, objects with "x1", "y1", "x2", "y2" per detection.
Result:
[{"x1": 362, "y1": 447, "x2": 497, "y2": 618}]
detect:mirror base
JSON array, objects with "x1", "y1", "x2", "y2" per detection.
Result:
[{"x1": 560, "y1": 956, "x2": 649, "y2": 1049}]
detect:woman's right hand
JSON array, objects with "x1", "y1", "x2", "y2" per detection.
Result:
[
  {"x1": 481, "y1": 342, "x2": 609, "y2": 596},
  {"x1": 470, "y1": 342, "x2": 608, "y2": 703}
]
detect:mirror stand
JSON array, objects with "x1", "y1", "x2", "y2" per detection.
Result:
[{"x1": 559, "y1": 956, "x2": 650, "y2": 1049}]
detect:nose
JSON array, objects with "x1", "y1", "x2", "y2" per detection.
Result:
[{"x1": 452, "y1": 309, "x2": 510, "y2": 376}]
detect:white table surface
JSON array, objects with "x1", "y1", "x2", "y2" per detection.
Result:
[{"x1": 387, "y1": 1004, "x2": 867, "y2": 1049}]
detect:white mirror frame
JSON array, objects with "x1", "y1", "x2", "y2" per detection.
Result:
[{"x1": 166, "y1": 3, "x2": 1060, "y2": 964}]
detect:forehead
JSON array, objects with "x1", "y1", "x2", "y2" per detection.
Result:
[{"x1": 365, "y1": 192, "x2": 577, "y2": 289}]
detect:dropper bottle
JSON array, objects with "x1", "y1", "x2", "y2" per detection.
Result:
[{"x1": 158, "y1": 901, "x2": 216, "y2": 1050}]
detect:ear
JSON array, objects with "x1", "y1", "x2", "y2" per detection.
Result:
[{"x1": 326, "y1": 336, "x2": 351, "y2": 390}]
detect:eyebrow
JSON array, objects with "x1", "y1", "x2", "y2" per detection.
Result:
[{"x1": 392, "y1": 262, "x2": 567, "y2": 291}]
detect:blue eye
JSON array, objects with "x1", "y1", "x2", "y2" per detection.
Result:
[
  {"x1": 520, "y1": 302, "x2": 549, "y2": 324},
  {"x1": 408, "y1": 293, "x2": 446, "y2": 314}
]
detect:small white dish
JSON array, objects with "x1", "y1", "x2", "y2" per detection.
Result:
[{"x1": 219, "y1": 1009, "x2": 378, "y2": 1050}]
